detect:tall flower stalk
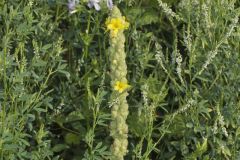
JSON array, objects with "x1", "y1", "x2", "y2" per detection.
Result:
[{"x1": 106, "y1": 6, "x2": 130, "y2": 160}]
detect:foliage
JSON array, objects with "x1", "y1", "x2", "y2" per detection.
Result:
[{"x1": 0, "y1": 0, "x2": 239, "y2": 159}]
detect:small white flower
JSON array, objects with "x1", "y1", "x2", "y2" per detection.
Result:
[
  {"x1": 107, "y1": 0, "x2": 113, "y2": 9},
  {"x1": 88, "y1": 0, "x2": 101, "y2": 11},
  {"x1": 68, "y1": 0, "x2": 79, "y2": 14}
]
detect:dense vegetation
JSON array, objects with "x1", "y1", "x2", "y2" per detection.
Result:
[{"x1": 0, "y1": 0, "x2": 239, "y2": 159}]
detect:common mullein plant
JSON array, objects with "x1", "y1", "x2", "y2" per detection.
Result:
[
  {"x1": 106, "y1": 6, "x2": 130, "y2": 160},
  {"x1": 0, "y1": 0, "x2": 240, "y2": 159}
]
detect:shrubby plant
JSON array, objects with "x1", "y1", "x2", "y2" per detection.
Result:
[{"x1": 0, "y1": 0, "x2": 239, "y2": 159}]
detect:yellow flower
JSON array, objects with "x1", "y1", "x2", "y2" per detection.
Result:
[
  {"x1": 106, "y1": 16, "x2": 129, "y2": 37},
  {"x1": 114, "y1": 81, "x2": 130, "y2": 93}
]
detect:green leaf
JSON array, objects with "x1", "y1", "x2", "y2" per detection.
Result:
[
  {"x1": 236, "y1": 127, "x2": 240, "y2": 137},
  {"x1": 42, "y1": 44, "x2": 52, "y2": 51},
  {"x1": 32, "y1": 59, "x2": 47, "y2": 67},
  {"x1": 187, "y1": 138, "x2": 208, "y2": 159},
  {"x1": 57, "y1": 70, "x2": 71, "y2": 79},
  {"x1": 221, "y1": 146, "x2": 231, "y2": 157},
  {"x1": 52, "y1": 144, "x2": 69, "y2": 152},
  {"x1": 65, "y1": 111, "x2": 85, "y2": 123},
  {"x1": 64, "y1": 133, "x2": 81, "y2": 145},
  {"x1": 138, "y1": 10, "x2": 159, "y2": 26}
]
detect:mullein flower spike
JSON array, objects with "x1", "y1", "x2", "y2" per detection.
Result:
[{"x1": 107, "y1": 6, "x2": 129, "y2": 160}]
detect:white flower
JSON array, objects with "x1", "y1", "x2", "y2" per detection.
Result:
[
  {"x1": 68, "y1": 0, "x2": 79, "y2": 14},
  {"x1": 88, "y1": 0, "x2": 113, "y2": 11},
  {"x1": 88, "y1": 0, "x2": 101, "y2": 11},
  {"x1": 107, "y1": 0, "x2": 113, "y2": 9}
]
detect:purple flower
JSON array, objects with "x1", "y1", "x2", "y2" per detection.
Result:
[
  {"x1": 68, "y1": 0, "x2": 79, "y2": 14},
  {"x1": 107, "y1": 0, "x2": 113, "y2": 10},
  {"x1": 88, "y1": 0, "x2": 101, "y2": 11}
]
